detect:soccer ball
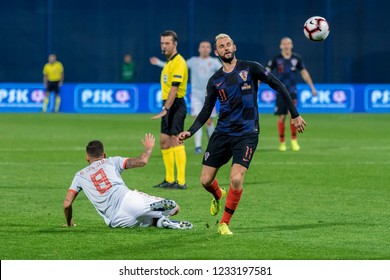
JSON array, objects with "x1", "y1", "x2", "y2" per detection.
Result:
[{"x1": 303, "y1": 16, "x2": 330, "y2": 41}]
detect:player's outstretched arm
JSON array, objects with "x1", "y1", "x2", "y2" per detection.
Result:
[
  {"x1": 125, "y1": 133, "x2": 155, "y2": 169},
  {"x1": 291, "y1": 116, "x2": 307, "y2": 133},
  {"x1": 149, "y1": 57, "x2": 165, "y2": 68},
  {"x1": 300, "y1": 69, "x2": 317, "y2": 96},
  {"x1": 63, "y1": 190, "x2": 78, "y2": 226}
]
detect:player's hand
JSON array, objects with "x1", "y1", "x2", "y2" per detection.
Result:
[
  {"x1": 142, "y1": 133, "x2": 155, "y2": 150},
  {"x1": 291, "y1": 116, "x2": 307, "y2": 133},
  {"x1": 178, "y1": 131, "x2": 191, "y2": 144},
  {"x1": 151, "y1": 110, "x2": 167, "y2": 120},
  {"x1": 311, "y1": 88, "x2": 317, "y2": 97},
  {"x1": 150, "y1": 57, "x2": 161, "y2": 65}
]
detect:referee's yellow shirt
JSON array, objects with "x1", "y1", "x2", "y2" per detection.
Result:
[
  {"x1": 43, "y1": 61, "x2": 64, "y2": 82},
  {"x1": 160, "y1": 53, "x2": 188, "y2": 100}
]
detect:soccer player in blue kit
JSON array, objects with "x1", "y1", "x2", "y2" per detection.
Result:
[
  {"x1": 266, "y1": 37, "x2": 316, "y2": 152},
  {"x1": 179, "y1": 34, "x2": 307, "y2": 235}
]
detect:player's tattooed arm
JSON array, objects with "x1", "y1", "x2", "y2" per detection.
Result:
[
  {"x1": 63, "y1": 190, "x2": 78, "y2": 226},
  {"x1": 125, "y1": 133, "x2": 155, "y2": 169}
]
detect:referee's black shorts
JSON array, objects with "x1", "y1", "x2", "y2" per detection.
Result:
[
  {"x1": 274, "y1": 92, "x2": 297, "y2": 115},
  {"x1": 46, "y1": 81, "x2": 60, "y2": 94},
  {"x1": 160, "y1": 98, "x2": 187, "y2": 136},
  {"x1": 202, "y1": 132, "x2": 259, "y2": 169}
]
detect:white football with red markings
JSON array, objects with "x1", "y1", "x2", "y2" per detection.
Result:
[{"x1": 303, "y1": 16, "x2": 330, "y2": 41}]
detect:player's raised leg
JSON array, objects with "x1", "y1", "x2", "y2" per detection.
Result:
[{"x1": 200, "y1": 165, "x2": 226, "y2": 216}]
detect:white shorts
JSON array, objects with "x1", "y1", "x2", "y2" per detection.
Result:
[
  {"x1": 109, "y1": 190, "x2": 165, "y2": 228},
  {"x1": 191, "y1": 96, "x2": 217, "y2": 118}
]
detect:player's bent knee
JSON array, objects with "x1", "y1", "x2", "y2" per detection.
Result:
[
  {"x1": 200, "y1": 175, "x2": 214, "y2": 188},
  {"x1": 230, "y1": 174, "x2": 245, "y2": 189}
]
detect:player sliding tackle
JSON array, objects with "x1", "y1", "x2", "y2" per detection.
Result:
[
  {"x1": 179, "y1": 33, "x2": 306, "y2": 235},
  {"x1": 63, "y1": 133, "x2": 192, "y2": 229}
]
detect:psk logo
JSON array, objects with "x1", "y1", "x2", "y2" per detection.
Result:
[
  {"x1": 332, "y1": 90, "x2": 347, "y2": 103},
  {"x1": 239, "y1": 70, "x2": 248, "y2": 82},
  {"x1": 31, "y1": 90, "x2": 46, "y2": 103},
  {"x1": 115, "y1": 90, "x2": 130, "y2": 103},
  {"x1": 204, "y1": 152, "x2": 210, "y2": 161}
]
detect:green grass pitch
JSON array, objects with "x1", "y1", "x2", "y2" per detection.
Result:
[{"x1": 0, "y1": 113, "x2": 389, "y2": 260}]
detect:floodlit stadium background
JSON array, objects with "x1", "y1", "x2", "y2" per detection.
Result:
[{"x1": 1, "y1": 0, "x2": 387, "y2": 84}]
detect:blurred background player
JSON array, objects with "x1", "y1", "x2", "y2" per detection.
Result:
[
  {"x1": 266, "y1": 37, "x2": 316, "y2": 152},
  {"x1": 42, "y1": 54, "x2": 64, "y2": 113},
  {"x1": 151, "y1": 41, "x2": 221, "y2": 154},
  {"x1": 179, "y1": 34, "x2": 307, "y2": 235},
  {"x1": 121, "y1": 53, "x2": 136, "y2": 82},
  {"x1": 151, "y1": 30, "x2": 188, "y2": 190},
  {"x1": 186, "y1": 41, "x2": 221, "y2": 154},
  {"x1": 63, "y1": 134, "x2": 192, "y2": 229}
]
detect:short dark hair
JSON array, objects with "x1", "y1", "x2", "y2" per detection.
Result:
[
  {"x1": 86, "y1": 140, "x2": 104, "y2": 158},
  {"x1": 161, "y1": 30, "x2": 178, "y2": 43}
]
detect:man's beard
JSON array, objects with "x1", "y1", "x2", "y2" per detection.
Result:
[{"x1": 219, "y1": 52, "x2": 235, "y2": 63}]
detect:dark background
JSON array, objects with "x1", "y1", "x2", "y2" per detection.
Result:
[{"x1": 1, "y1": 0, "x2": 388, "y2": 84}]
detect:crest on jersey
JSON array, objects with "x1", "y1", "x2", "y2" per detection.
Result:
[
  {"x1": 204, "y1": 152, "x2": 210, "y2": 161},
  {"x1": 291, "y1": 58, "x2": 298, "y2": 67},
  {"x1": 239, "y1": 70, "x2": 248, "y2": 82}
]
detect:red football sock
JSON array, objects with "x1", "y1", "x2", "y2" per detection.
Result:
[
  {"x1": 278, "y1": 121, "x2": 285, "y2": 142},
  {"x1": 290, "y1": 121, "x2": 297, "y2": 140},
  {"x1": 204, "y1": 178, "x2": 222, "y2": 200},
  {"x1": 291, "y1": 99, "x2": 298, "y2": 140},
  {"x1": 221, "y1": 187, "x2": 243, "y2": 225}
]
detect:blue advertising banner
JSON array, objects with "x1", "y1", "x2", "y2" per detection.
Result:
[
  {"x1": 0, "y1": 84, "x2": 46, "y2": 112},
  {"x1": 364, "y1": 85, "x2": 390, "y2": 113},
  {"x1": 258, "y1": 84, "x2": 355, "y2": 113},
  {"x1": 74, "y1": 84, "x2": 139, "y2": 113},
  {"x1": 1, "y1": 83, "x2": 389, "y2": 114},
  {"x1": 297, "y1": 84, "x2": 355, "y2": 113},
  {"x1": 258, "y1": 87, "x2": 276, "y2": 113}
]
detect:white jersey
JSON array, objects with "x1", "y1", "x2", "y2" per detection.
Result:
[
  {"x1": 186, "y1": 56, "x2": 221, "y2": 101},
  {"x1": 69, "y1": 157, "x2": 130, "y2": 226}
]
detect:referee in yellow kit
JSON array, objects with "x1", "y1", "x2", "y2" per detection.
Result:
[
  {"x1": 42, "y1": 54, "x2": 64, "y2": 113},
  {"x1": 151, "y1": 30, "x2": 188, "y2": 190}
]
